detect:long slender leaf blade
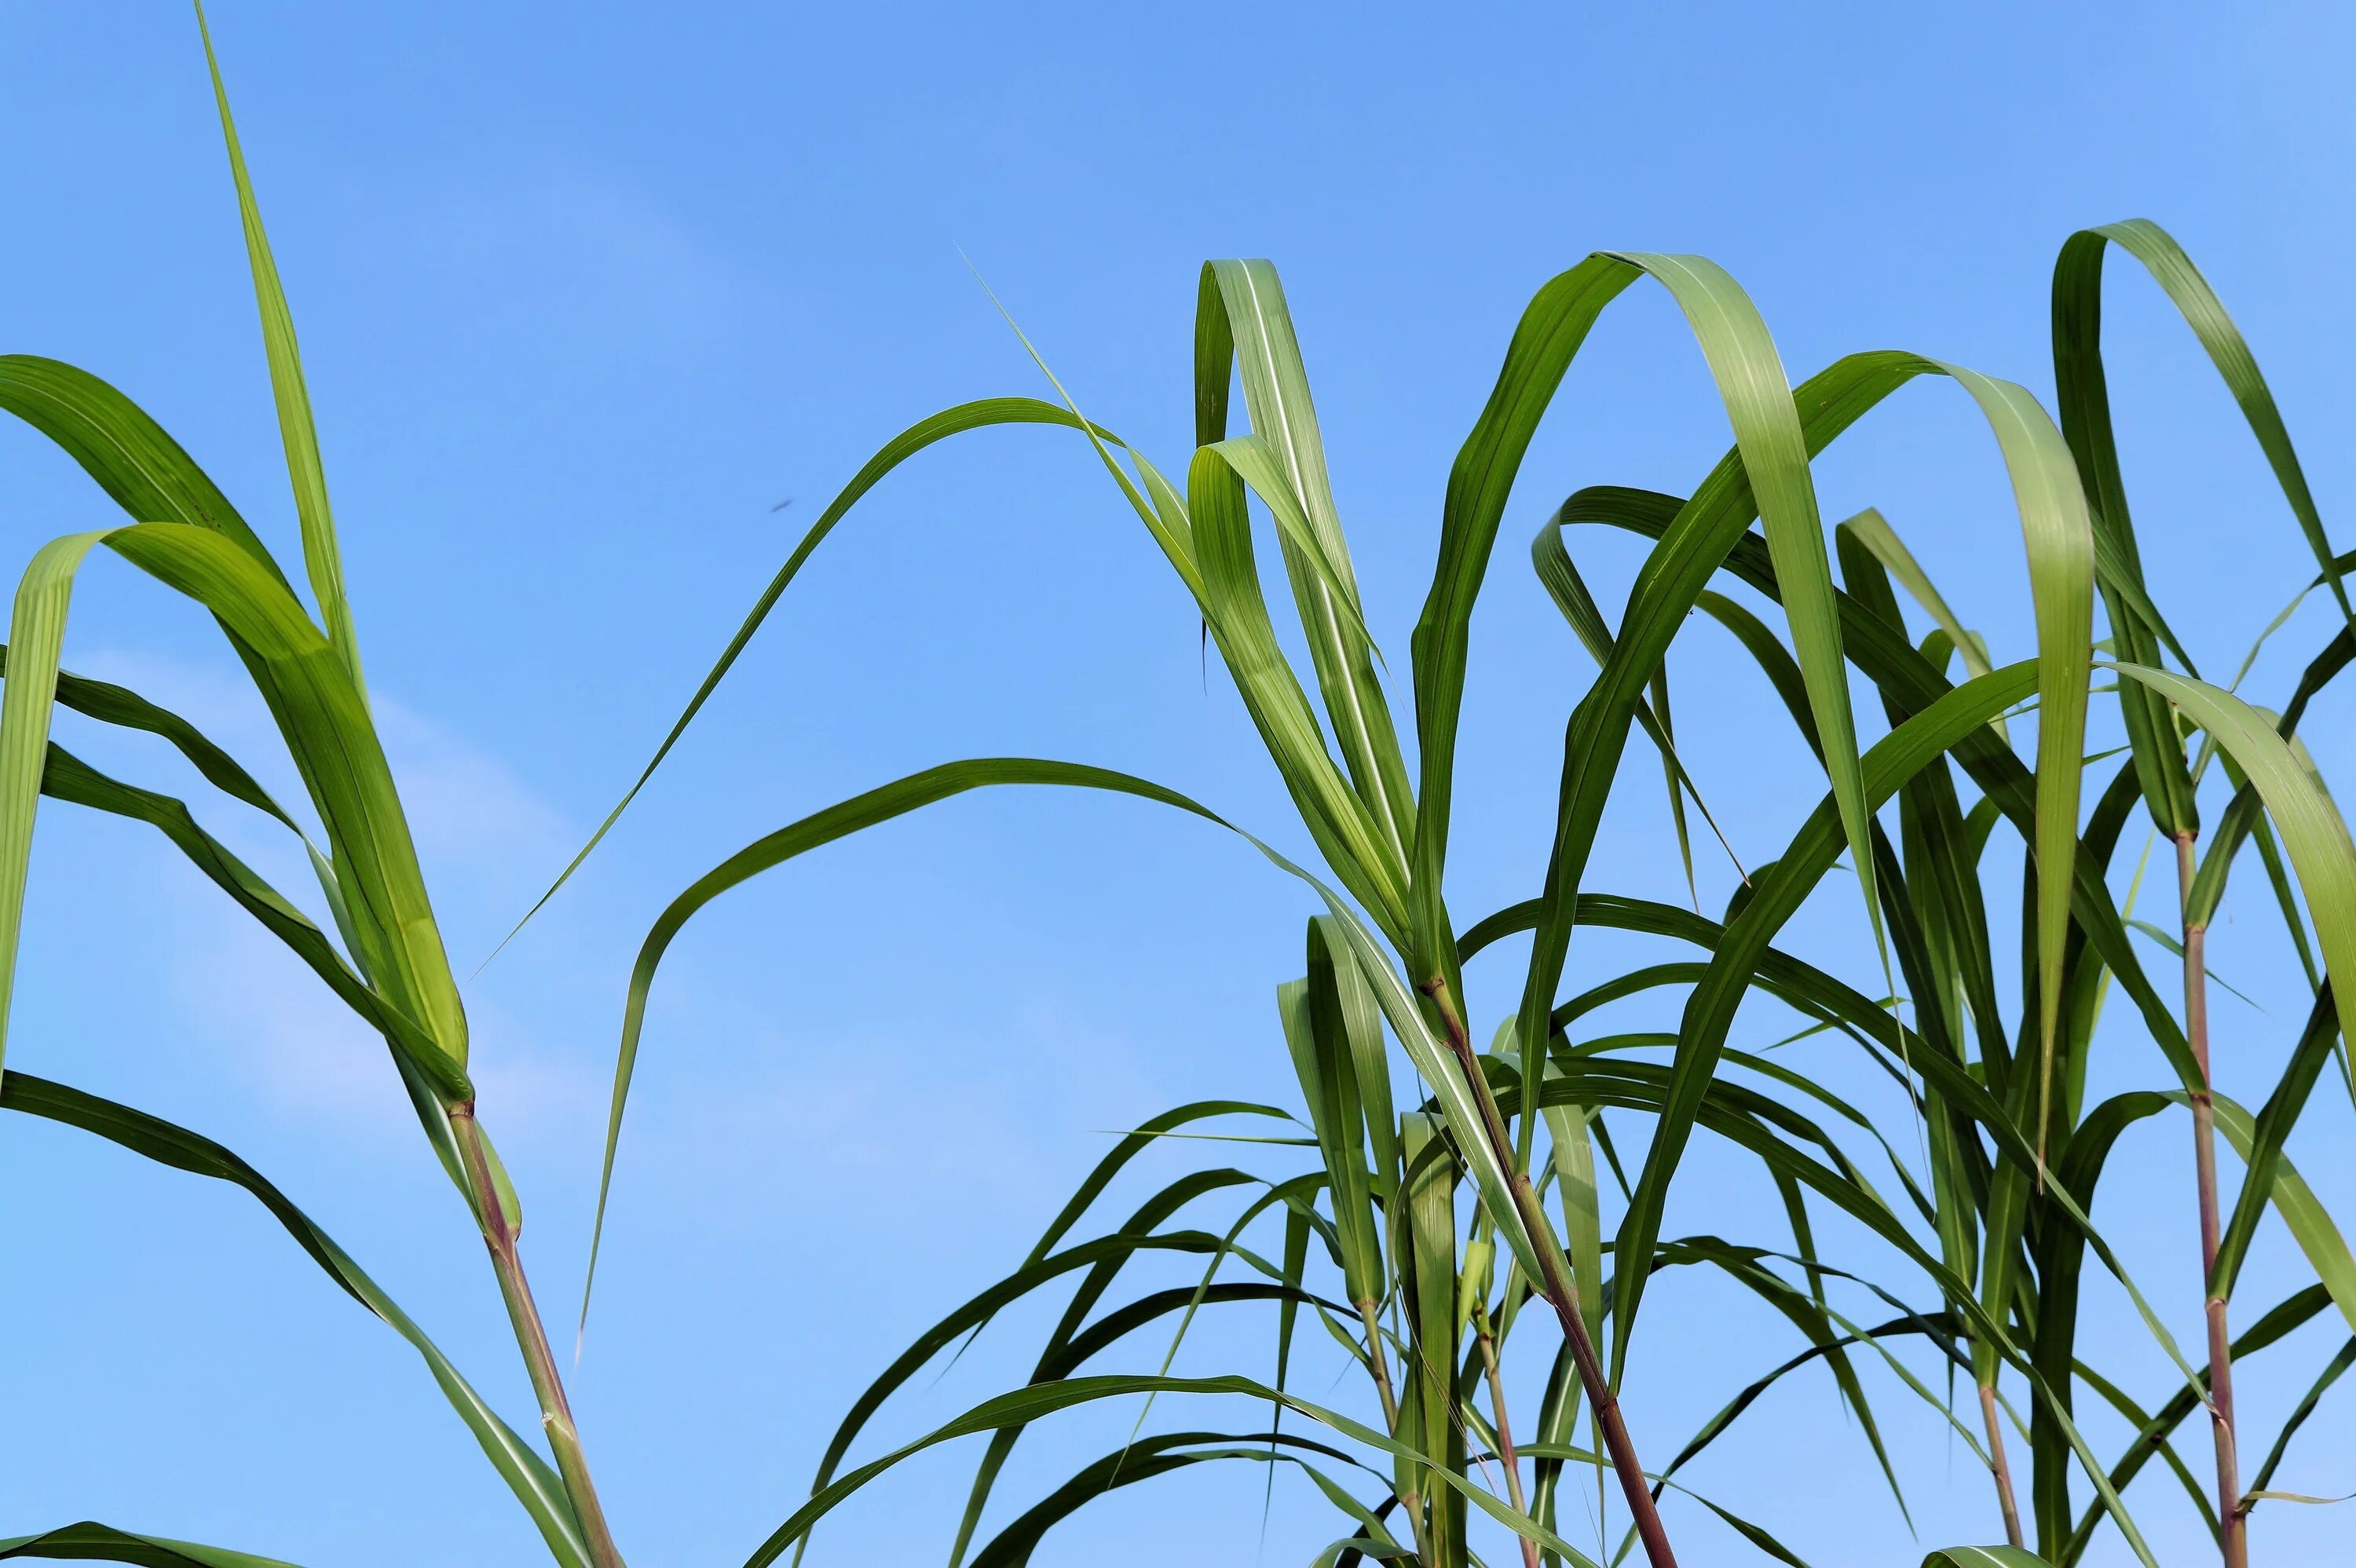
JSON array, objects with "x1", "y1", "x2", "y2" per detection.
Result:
[
  {"x1": 492, "y1": 397, "x2": 1165, "y2": 957},
  {"x1": 1925, "y1": 362, "x2": 2097, "y2": 1155},
  {"x1": 1408, "y1": 255, "x2": 1640, "y2": 975},
  {"x1": 744, "y1": 1373, "x2": 1589, "y2": 1568},
  {"x1": 2206, "y1": 1093, "x2": 2356, "y2": 1332},
  {"x1": 2071, "y1": 219, "x2": 2347, "y2": 623},
  {"x1": 194, "y1": 4, "x2": 360, "y2": 692},
  {"x1": 1203, "y1": 261, "x2": 1414, "y2": 861},
  {"x1": 0, "y1": 524, "x2": 470, "y2": 1091},
  {"x1": 0, "y1": 1523, "x2": 302, "y2": 1568},
  {"x1": 0, "y1": 356, "x2": 289, "y2": 588},
  {"x1": 1604, "y1": 253, "x2": 1879, "y2": 963},
  {"x1": 0, "y1": 532, "x2": 108, "y2": 1075},
  {"x1": 582, "y1": 758, "x2": 1235, "y2": 1329},
  {"x1": 1187, "y1": 448, "x2": 1410, "y2": 935},
  {"x1": 2110, "y1": 667, "x2": 2356, "y2": 1085},
  {"x1": 1, "y1": 1073, "x2": 590, "y2": 1568}
]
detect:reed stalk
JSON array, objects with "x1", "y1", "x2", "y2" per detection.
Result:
[
  {"x1": 1475, "y1": 1311, "x2": 1542, "y2": 1568},
  {"x1": 15, "y1": 29, "x2": 2356, "y2": 1555},
  {"x1": 2176, "y1": 833, "x2": 2248, "y2": 1568},
  {"x1": 1359, "y1": 1299, "x2": 1435, "y2": 1567},
  {"x1": 1420, "y1": 977, "x2": 1678, "y2": 1568},
  {"x1": 1977, "y1": 1381, "x2": 2025, "y2": 1549},
  {"x1": 452, "y1": 1106, "x2": 627, "y2": 1568}
]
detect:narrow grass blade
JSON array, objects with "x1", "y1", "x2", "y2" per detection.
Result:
[
  {"x1": 744, "y1": 1373, "x2": 1589, "y2": 1568},
  {"x1": 2057, "y1": 220, "x2": 2347, "y2": 625},
  {"x1": 2215, "y1": 989, "x2": 2347, "y2": 1290},
  {"x1": 1538, "y1": 1073, "x2": 1606, "y2": 1372},
  {"x1": 4, "y1": 646, "x2": 302, "y2": 833},
  {"x1": 944, "y1": 1227, "x2": 1323, "y2": 1563},
  {"x1": 2108, "y1": 667, "x2": 2356, "y2": 1110},
  {"x1": 193, "y1": 3, "x2": 360, "y2": 692},
  {"x1": 1531, "y1": 520, "x2": 1747, "y2": 883},
  {"x1": 1650, "y1": 1307, "x2": 1960, "y2": 1488},
  {"x1": 1, "y1": 1073, "x2": 591, "y2": 1568},
  {"x1": 964, "y1": 1431, "x2": 1378, "y2": 1568},
  {"x1": 0, "y1": 1524, "x2": 301, "y2": 1568},
  {"x1": 1604, "y1": 254, "x2": 1879, "y2": 965},
  {"x1": 2065, "y1": 1286, "x2": 2333, "y2": 1561},
  {"x1": 2247, "y1": 1335, "x2": 2356, "y2": 1504},
  {"x1": 1279, "y1": 923, "x2": 1381, "y2": 1306},
  {"x1": 1408, "y1": 255, "x2": 1640, "y2": 974},
  {"x1": 584, "y1": 758, "x2": 1235, "y2": 1331},
  {"x1": 1399, "y1": 1113, "x2": 1464, "y2": 1559},
  {"x1": 38, "y1": 742, "x2": 444, "y2": 1087},
  {"x1": 2054, "y1": 227, "x2": 2206, "y2": 842},
  {"x1": 1198, "y1": 261, "x2": 1414, "y2": 860},
  {"x1": 2204, "y1": 1092, "x2": 2356, "y2": 1332},
  {"x1": 0, "y1": 524, "x2": 469, "y2": 1094},
  {"x1": 1012, "y1": 1100, "x2": 1293, "y2": 1273},
  {"x1": 1198, "y1": 433, "x2": 1375, "y2": 645},
  {"x1": 591, "y1": 746, "x2": 1538, "y2": 1360},
  {"x1": 1188, "y1": 447, "x2": 1410, "y2": 938},
  {"x1": 1838, "y1": 507, "x2": 2007, "y2": 741},
  {"x1": 492, "y1": 397, "x2": 1158, "y2": 958},
  {"x1": 808, "y1": 1172, "x2": 1268, "y2": 1564},
  {"x1": 1906, "y1": 364, "x2": 2095, "y2": 1161},
  {"x1": 0, "y1": 356, "x2": 291, "y2": 589},
  {"x1": 0, "y1": 535, "x2": 106, "y2": 1076},
  {"x1": 2124, "y1": 919, "x2": 2263, "y2": 1010}
]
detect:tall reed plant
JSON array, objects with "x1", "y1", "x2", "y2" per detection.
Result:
[
  {"x1": 3, "y1": 9, "x2": 2352, "y2": 1568},
  {"x1": 559, "y1": 147, "x2": 2356, "y2": 1568}
]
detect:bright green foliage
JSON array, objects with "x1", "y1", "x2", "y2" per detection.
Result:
[
  {"x1": 0, "y1": 1524, "x2": 305, "y2": 1568},
  {"x1": 665, "y1": 233, "x2": 2349, "y2": 1567},
  {"x1": 5, "y1": 11, "x2": 2356, "y2": 1568},
  {"x1": 0, "y1": 8, "x2": 610, "y2": 1564}
]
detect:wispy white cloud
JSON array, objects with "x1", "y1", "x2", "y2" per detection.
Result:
[
  {"x1": 605, "y1": 985, "x2": 1170, "y2": 1250},
  {"x1": 49, "y1": 649, "x2": 1178, "y2": 1251},
  {"x1": 65, "y1": 647, "x2": 598, "y2": 1140},
  {"x1": 365, "y1": 691, "x2": 572, "y2": 902},
  {"x1": 324, "y1": 159, "x2": 759, "y2": 361},
  {"x1": 67, "y1": 647, "x2": 568, "y2": 887}
]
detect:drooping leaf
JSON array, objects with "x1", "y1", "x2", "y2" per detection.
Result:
[
  {"x1": 492, "y1": 397, "x2": 1165, "y2": 954},
  {"x1": 0, "y1": 524, "x2": 468, "y2": 1094},
  {"x1": 0, "y1": 356, "x2": 288, "y2": 588},
  {"x1": 0, "y1": 1073, "x2": 589, "y2": 1568},
  {"x1": 744, "y1": 1373, "x2": 1589, "y2": 1568},
  {"x1": 0, "y1": 1522, "x2": 302, "y2": 1568}
]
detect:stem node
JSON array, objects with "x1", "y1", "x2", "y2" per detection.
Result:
[{"x1": 452, "y1": 1105, "x2": 627, "y2": 1568}]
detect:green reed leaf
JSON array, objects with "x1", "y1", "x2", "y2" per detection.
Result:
[
  {"x1": 194, "y1": 3, "x2": 361, "y2": 693},
  {"x1": 0, "y1": 524, "x2": 466, "y2": 1094},
  {"x1": 0, "y1": 1523, "x2": 302, "y2": 1568},
  {"x1": 2, "y1": 1073, "x2": 590, "y2": 1567}
]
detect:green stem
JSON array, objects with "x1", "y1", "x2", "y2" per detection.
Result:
[
  {"x1": 1359, "y1": 1298, "x2": 1433, "y2": 1567},
  {"x1": 452, "y1": 1105, "x2": 626, "y2": 1568}
]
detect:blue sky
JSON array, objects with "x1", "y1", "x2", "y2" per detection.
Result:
[{"x1": 2, "y1": 2, "x2": 2353, "y2": 1564}]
